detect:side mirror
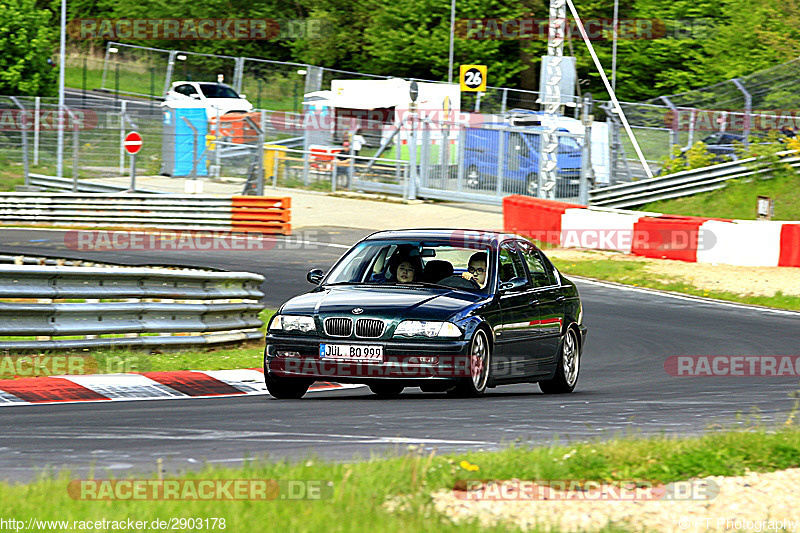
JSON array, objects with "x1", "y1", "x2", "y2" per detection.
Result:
[
  {"x1": 307, "y1": 268, "x2": 324, "y2": 285},
  {"x1": 190, "y1": 93, "x2": 201, "y2": 99},
  {"x1": 499, "y1": 277, "x2": 528, "y2": 292},
  {"x1": 239, "y1": 94, "x2": 247, "y2": 99}
]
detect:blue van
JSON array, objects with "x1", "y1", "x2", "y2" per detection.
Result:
[{"x1": 463, "y1": 125, "x2": 582, "y2": 197}]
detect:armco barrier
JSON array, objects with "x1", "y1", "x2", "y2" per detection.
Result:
[
  {"x1": 503, "y1": 195, "x2": 800, "y2": 268},
  {"x1": 0, "y1": 265, "x2": 266, "y2": 351},
  {"x1": 0, "y1": 193, "x2": 291, "y2": 235}
]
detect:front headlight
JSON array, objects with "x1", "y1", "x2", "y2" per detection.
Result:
[
  {"x1": 270, "y1": 315, "x2": 316, "y2": 333},
  {"x1": 393, "y1": 321, "x2": 462, "y2": 338}
]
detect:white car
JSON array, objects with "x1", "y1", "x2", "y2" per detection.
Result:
[{"x1": 164, "y1": 81, "x2": 254, "y2": 120}]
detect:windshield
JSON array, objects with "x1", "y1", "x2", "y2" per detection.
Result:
[
  {"x1": 324, "y1": 240, "x2": 491, "y2": 291},
  {"x1": 198, "y1": 84, "x2": 241, "y2": 99}
]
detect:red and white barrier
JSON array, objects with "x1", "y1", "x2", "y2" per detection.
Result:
[{"x1": 504, "y1": 195, "x2": 800, "y2": 268}]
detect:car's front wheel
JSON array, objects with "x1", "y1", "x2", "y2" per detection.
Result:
[
  {"x1": 539, "y1": 328, "x2": 580, "y2": 394},
  {"x1": 448, "y1": 329, "x2": 491, "y2": 397},
  {"x1": 265, "y1": 372, "x2": 311, "y2": 399}
]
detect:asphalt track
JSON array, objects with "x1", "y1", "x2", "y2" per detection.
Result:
[{"x1": 1, "y1": 227, "x2": 799, "y2": 482}]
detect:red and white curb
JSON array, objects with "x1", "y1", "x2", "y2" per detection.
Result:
[{"x1": 0, "y1": 370, "x2": 360, "y2": 406}]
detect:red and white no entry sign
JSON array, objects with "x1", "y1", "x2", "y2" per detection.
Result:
[{"x1": 123, "y1": 131, "x2": 143, "y2": 155}]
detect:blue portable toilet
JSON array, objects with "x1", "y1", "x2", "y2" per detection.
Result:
[{"x1": 160, "y1": 102, "x2": 209, "y2": 177}]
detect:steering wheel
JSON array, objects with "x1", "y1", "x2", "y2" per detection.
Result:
[{"x1": 437, "y1": 274, "x2": 480, "y2": 289}]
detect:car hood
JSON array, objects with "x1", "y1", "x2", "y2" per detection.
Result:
[{"x1": 280, "y1": 286, "x2": 484, "y2": 321}]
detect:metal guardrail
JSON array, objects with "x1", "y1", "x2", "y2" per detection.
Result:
[
  {"x1": 0, "y1": 193, "x2": 292, "y2": 233},
  {"x1": 28, "y1": 174, "x2": 164, "y2": 194},
  {"x1": 0, "y1": 265, "x2": 265, "y2": 351},
  {"x1": 589, "y1": 151, "x2": 800, "y2": 208}
]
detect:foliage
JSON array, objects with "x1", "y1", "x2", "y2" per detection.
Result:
[
  {"x1": 657, "y1": 141, "x2": 716, "y2": 174},
  {"x1": 0, "y1": 0, "x2": 58, "y2": 95},
  {"x1": 19, "y1": 0, "x2": 800, "y2": 105}
]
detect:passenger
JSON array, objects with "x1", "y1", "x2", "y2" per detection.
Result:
[
  {"x1": 462, "y1": 251, "x2": 488, "y2": 287},
  {"x1": 388, "y1": 254, "x2": 422, "y2": 283}
]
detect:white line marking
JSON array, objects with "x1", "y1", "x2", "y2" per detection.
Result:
[{"x1": 573, "y1": 276, "x2": 800, "y2": 316}]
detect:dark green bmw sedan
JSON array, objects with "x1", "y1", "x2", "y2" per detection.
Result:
[{"x1": 264, "y1": 229, "x2": 586, "y2": 399}]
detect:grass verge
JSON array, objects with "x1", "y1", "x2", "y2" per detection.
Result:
[
  {"x1": 2, "y1": 422, "x2": 799, "y2": 532},
  {"x1": 549, "y1": 256, "x2": 800, "y2": 311},
  {"x1": 642, "y1": 171, "x2": 800, "y2": 220}
]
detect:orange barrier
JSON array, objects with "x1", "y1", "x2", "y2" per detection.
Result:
[
  {"x1": 630, "y1": 216, "x2": 712, "y2": 262},
  {"x1": 503, "y1": 195, "x2": 583, "y2": 245},
  {"x1": 230, "y1": 196, "x2": 291, "y2": 235},
  {"x1": 779, "y1": 224, "x2": 800, "y2": 267},
  {"x1": 209, "y1": 112, "x2": 261, "y2": 144}
]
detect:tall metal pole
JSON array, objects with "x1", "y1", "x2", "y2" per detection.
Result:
[
  {"x1": 538, "y1": 0, "x2": 566, "y2": 199},
  {"x1": 611, "y1": 0, "x2": 619, "y2": 91},
  {"x1": 447, "y1": 0, "x2": 456, "y2": 83},
  {"x1": 57, "y1": 0, "x2": 66, "y2": 178}
]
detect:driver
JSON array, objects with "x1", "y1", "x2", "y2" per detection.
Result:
[{"x1": 461, "y1": 251, "x2": 487, "y2": 287}]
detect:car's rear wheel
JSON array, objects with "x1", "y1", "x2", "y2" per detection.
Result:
[
  {"x1": 369, "y1": 384, "x2": 404, "y2": 398},
  {"x1": 265, "y1": 372, "x2": 311, "y2": 399},
  {"x1": 539, "y1": 328, "x2": 580, "y2": 394},
  {"x1": 448, "y1": 329, "x2": 491, "y2": 397}
]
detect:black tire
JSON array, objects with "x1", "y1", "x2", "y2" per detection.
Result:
[
  {"x1": 265, "y1": 372, "x2": 311, "y2": 399},
  {"x1": 447, "y1": 329, "x2": 491, "y2": 398},
  {"x1": 466, "y1": 166, "x2": 481, "y2": 189},
  {"x1": 539, "y1": 328, "x2": 580, "y2": 394},
  {"x1": 369, "y1": 383, "x2": 404, "y2": 398},
  {"x1": 525, "y1": 173, "x2": 539, "y2": 196}
]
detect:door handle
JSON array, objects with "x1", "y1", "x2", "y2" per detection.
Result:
[
  {"x1": 555, "y1": 295, "x2": 566, "y2": 303},
  {"x1": 528, "y1": 299, "x2": 538, "y2": 307}
]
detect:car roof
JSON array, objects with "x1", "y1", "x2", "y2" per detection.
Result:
[{"x1": 362, "y1": 228, "x2": 520, "y2": 245}]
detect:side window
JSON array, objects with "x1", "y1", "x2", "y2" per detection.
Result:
[
  {"x1": 498, "y1": 243, "x2": 528, "y2": 286},
  {"x1": 519, "y1": 241, "x2": 556, "y2": 287},
  {"x1": 176, "y1": 84, "x2": 197, "y2": 96}
]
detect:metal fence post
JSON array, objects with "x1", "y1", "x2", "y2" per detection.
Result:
[
  {"x1": 500, "y1": 89, "x2": 508, "y2": 115},
  {"x1": 164, "y1": 51, "x2": 177, "y2": 96},
  {"x1": 233, "y1": 57, "x2": 245, "y2": 94},
  {"x1": 456, "y1": 128, "x2": 465, "y2": 192},
  {"x1": 302, "y1": 112, "x2": 311, "y2": 186},
  {"x1": 119, "y1": 101, "x2": 127, "y2": 175},
  {"x1": 258, "y1": 111, "x2": 266, "y2": 194},
  {"x1": 72, "y1": 115, "x2": 79, "y2": 187},
  {"x1": 101, "y1": 42, "x2": 112, "y2": 90},
  {"x1": 732, "y1": 78, "x2": 751, "y2": 149},
  {"x1": 659, "y1": 96, "x2": 680, "y2": 152},
  {"x1": 9, "y1": 98, "x2": 30, "y2": 187},
  {"x1": 496, "y1": 127, "x2": 505, "y2": 197},
  {"x1": 420, "y1": 118, "x2": 430, "y2": 189},
  {"x1": 579, "y1": 95, "x2": 594, "y2": 205},
  {"x1": 33, "y1": 96, "x2": 40, "y2": 167}
]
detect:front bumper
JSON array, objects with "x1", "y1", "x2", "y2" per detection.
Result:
[{"x1": 265, "y1": 334, "x2": 472, "y2": 383}]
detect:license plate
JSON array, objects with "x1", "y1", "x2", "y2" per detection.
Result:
[{"x1": 319, "y1": 343, "x2": 383, "y2": 362}]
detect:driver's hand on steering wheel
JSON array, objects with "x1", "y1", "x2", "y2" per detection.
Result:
[{"x1": 461, "y1": 271, "x2": 476, "y2": 282}]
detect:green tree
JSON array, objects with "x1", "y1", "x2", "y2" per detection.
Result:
[{"x1": 0, "y1": 0, "x2": 58, "y2": 95}]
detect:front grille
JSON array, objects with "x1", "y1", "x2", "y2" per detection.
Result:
[
  {"x1": 355, "y1": 318, "x2": 385, "y2": 338},
  {"x1": 324, "y1": 317, "x2": 353, "y2": 337}
]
